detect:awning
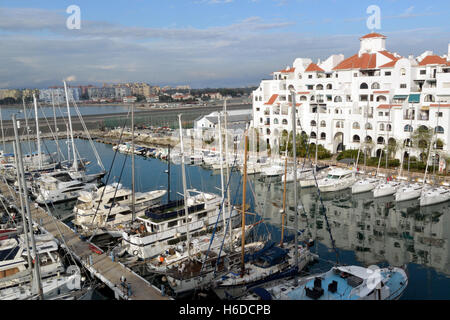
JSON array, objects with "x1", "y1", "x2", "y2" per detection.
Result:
[
  {"x1": 408, "y1": 94, "x2": 421, "y2": 103},
  {"x1": 393, "y1": 95, "x2": 408, "y2": 100},
  {"x1": 421, "y1": 106, "x2": 429, "y2": 111}
]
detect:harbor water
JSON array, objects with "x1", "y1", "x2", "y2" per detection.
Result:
[{"x1": 7, "y1": 138, "x2": 450, "y2": 300}]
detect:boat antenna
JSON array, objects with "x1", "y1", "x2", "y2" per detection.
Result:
[{"x1": 33, "y1": 94, "x2": 42, "y2": 170}]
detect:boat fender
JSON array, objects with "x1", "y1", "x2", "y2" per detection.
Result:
[{"x1": 133, "y1": 250, "x2": 139, "y2": 256}]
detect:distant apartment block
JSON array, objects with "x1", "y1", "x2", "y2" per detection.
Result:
[{"x1": 39, "y1": 87, "x2": 81, "y2": 103}]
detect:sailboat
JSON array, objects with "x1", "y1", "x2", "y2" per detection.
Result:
[
  {"x1": 121, "y1": 114, "x2": 239, "y2": 260},
  {"x1": 31, "y1": 81, "x2": 106, "y2": 205},
  {"x1": 419, "y1": 103, "x2": 450, "y2": 206},
  {"x1": 351, "y1": 148, "x2": 381, "y2": 194}
]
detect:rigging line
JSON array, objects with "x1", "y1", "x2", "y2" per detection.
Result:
[
  {"x1": 87, "y1": 107, "x2": 131, "y2": 242},
  {"x1": 72, "y1": 100, "x2": 105, "y2": 171},
  {"x1": 0, "y1": 196, "x2": 17, "y2": 228},
  {"x1": 212, "y1": 153, "x2": 242, "y2": 276},
  {"x1": 200, "y1": 151, "x2": 240, "y2": 275},
  {"x1": 36, "y1": 101, "x2": 60, "y2": 162}
]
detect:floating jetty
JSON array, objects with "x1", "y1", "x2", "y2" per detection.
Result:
[{"x1": 0, "y1": 179, "x2": 170, "y2": 300}]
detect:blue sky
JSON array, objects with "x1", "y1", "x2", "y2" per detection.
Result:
[{"x1": 1, "y1": 0, "x2": 449, "y2": 88}]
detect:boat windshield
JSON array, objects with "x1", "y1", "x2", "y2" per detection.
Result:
[{"x1": 327, "y1": 174, "x2": 341, "y2": 180}]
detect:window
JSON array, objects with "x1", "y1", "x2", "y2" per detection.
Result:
[
  {"x1": 282, "y1": 119, "x2": 288, "y2": 125},
  {"x1": 378, "y1": 112, "x2": 383, "y2": 116},
  {"x1": 354, "y1": 73, "x2": 358, "y2": 77},
  {"x1": 326, "y1": 84, "x2": 332, "y2": 90},
  {"x1": 274, "y1": 118, "x2": 279, "y2": 125},
  {"x1": 353, "y1": 122, "x2": 360, "y2": 129},
  {"x1": 371, "y1": 83, "x2": 380, "y2": 89},
  {"x1": 385, "y1": 71, "x2": 391, "y2": 76},
  {"x1": 365, "y1": 123, "x2": 373, "y2": 130},
  {"x1": 404, "y1": 124, "x2": 413, "y2": 132},
  {"x1": 353, "y1": 135, "x2": 360, "y2": 143},
  {"x1": 307, "y1": 85, "x2": 314, "y2": 90},
  {"x1": 420, "y1": 69, "x2": 426, "y2": 75},
  {"x1": 320, "y1": 121, "x2": 326, "y2": 127},
  {"x1": 436, "y1": 112, "x2": 443, "y2": 117},
  {"x1": 321, "y1": 132, "x2": 326, "y2": 140},
  {"x1": 310, "y1": 120, "x2": 317, "y2": 127},
  {"x1": 360, "y1": 83, "x2": 369, "y2": 89},
  {"x1": 400, "y1": 84, "x2": 407, "y2": 89},
  {"x1": 308, "y1": 75, "x2": 313, "y2": 79},
  {"x1": 316, "y1": 84, "x2": 324, "y2": 90},
  {"x1": 379, "y1": 124, "x2": 385, "y2": 131},
  {"x1": 168, "y1": 220, "x2": 178, "y2": 228},
  {"x1": 424, "y1": 94, "x2": 435, "y2": 102},
  {"x1": 400, "y1": 68, "x2": 406, "y2": 76},
  {"x1": 310, "y1": 132, "x2": 317, "y2": 139},
  {"x1": 435, "y1": 126, "x2": 444, "y2": 134},
  {"x1": 386, "y1": 124, "x2": 392, "y2": 132},
  {"x1": 334, "y1": 96, "x2": 342, "y2": 102}
]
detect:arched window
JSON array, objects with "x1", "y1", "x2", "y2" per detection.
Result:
[
  {"x1": 300, "y1": 95, "x2": 307, "y2": 101},
  {"x1": 404, "y1": 139, "x2": 412, "y2": 147},
  {"x1": 310, "y1": 96, "x2": 315, "y2": 101},
  {"x1": 400, "y1": 68, "x2": 406, "y2": 76},
  {"x1": 418, "y1": 140, "x2": 428, "y2": 149},
  {"x1": 371, "y1": 83, "x2": 380, "y2": 89},
  {"x1": 334, "y1": 96, "x2": 342, "y2": 102},
  {"x1": 320, "y1": 120, "x2": 326, "y2": 128},
  {"x1": 404, "y1": 124, "x2": 413, "y2": 132},
  {"x1": 419, "y1": 125, "x2": 428, "y2": 132},
  {"x1": 435, "y1": 139, "x2": 444, "y2": 150},
  {"x1": 377, "y1": 137, "x2": 385, "y2": 145},
  {"x1": 297, "y1": 119, "x2": 301, "y2": 126},
  {"x1": 365, "y1": 123, "x2": 373, "y2": 130},
  {"x1": 260, "y1": 118, "x2": 263, "y2": 123},
  {"x1": 365, "y1": 136, "x2": 372, "y2": 143},
  {"x1": 266, "y1": 128, "x2": 271, "y2": 135},
  {"x1": 316, "y1": 84, "x2": 323, "y2": 90},
  {"x1": 376, "y1": 95, "x2": 387, "y2": 102},
  {"x1": 310, "y1": 120, "x2": 317, "y2": 127},
  {"x1": 353, "y1": 135, "x2": 360, "y2": 143},
  {"x1": 282, "y1": 119, "x2": 288, "y2": 125},
  {"x1": 386, "y1": 124, "x2": 392, "y2": 132},
  {"x1": 310, "y1": 131, "x2": 317, "y2": 139},
  {"x1": 320, "y1": 132, "x2": 326, "y2": 140},
  {"x1": 288, "y1": 85, "x2": 295, "y2": 91},
  {"x1": 435, "y1": 126, "x2": 444, "y2": 134},
  {"x1": 360, "y1": 83, "x2": 369, "y2": 89},
  {"x1": 273, "y1": 118, "x2": 279, "y2": 125},
  {"x1": 379, "y1": 124, "x2": 385, "y2": 131},
  {"x1": 353, "y1": 122, "x2": 360, "y2": 129},
  {"x1": 424, "y1": 94, "x2": 435, "y2": 102},
  {"x1": 326, "y1": 84, "x2": 332, "y2": 90},
  {"x1": 336, "y1": 121, "x2": 344, "y2": 129}
]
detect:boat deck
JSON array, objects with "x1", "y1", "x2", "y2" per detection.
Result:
[{"x1": 0, "y1": 180, "x2": 170, "y2": 300}]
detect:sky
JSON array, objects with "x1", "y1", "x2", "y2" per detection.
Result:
[{"x1": 0, "y1": 0, "x2": 449, "y2": 89}]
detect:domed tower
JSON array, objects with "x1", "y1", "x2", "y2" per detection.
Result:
[{"x1": 359, "y1": 32, "x2": 387, "y2": 56}]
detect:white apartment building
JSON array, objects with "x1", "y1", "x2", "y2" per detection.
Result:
[{"x1": 252, "y1": 33, "x2": 450, "y2": 163}]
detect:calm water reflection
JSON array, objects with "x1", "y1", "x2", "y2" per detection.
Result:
[{"x1": 11, "y1": 138, "x2": 450, "y2": 299}]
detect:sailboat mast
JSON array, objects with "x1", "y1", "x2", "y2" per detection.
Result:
[
  {"x1": 51, "y1": 91, "x2": 60, "y2": 163},
  {"x1": 22, "y1": 97, "x2": 32, "y2": 155},
  {"x1": 63, "y1": 81, "x2": 78, "y2": 171},
  {"x1": 131, "y1": 103, "x2": 136, "y2": 222},
  {"x1": 0, "y1": 106, "x2": 5, "y2": 152},
  {"x1": 167, "y1": 144, "x2": 171, "y2": 202},
  {"x1": 291, "y1": 90, "x2": 299, "y2": 285},
  {"x1": 280, "y1": 149, "x2": 287, "y2": 248},
  {"x1": 178, "y1": 114, "x2": 191, "y2": 258},
  {"x1": 223, "y1": 100, "x2": 233, "y2": 249},
  {"x1": 240, "y1": 132, "x2": 248, "y2": 277},
  {"x1": 12, "y1": 141, "x2": 33, "y2": 270},
  {"x1": 33, "y1": 94, "x2": 42, "y2": 170},
  {"x1": 315, "y1": 99, "x2": 319, "y2": 165},
  {"x1": 12, "y1": 114, "x2": 43, "y2": 299},
  {"x1": 217, "y1": 112, "x2": 226, "y2": 229}
]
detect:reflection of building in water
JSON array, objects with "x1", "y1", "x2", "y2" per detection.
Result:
[{"x1": 252, "y1": 179, "x2": 450, "y2": 276}]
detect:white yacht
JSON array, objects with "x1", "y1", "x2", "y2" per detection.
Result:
[
  {"x1": 33, "y1": 172, "x2": 99, "y2": 205},
  {"x1": 260, "y1": 165, "x2": 285, "y2": 178},
  {"x1": 395, "y1": 183, "x2": 422, "y2": 202},
  {"x1": 0, "y1": 236, "x2": 65, "y2": 290},
  {"x1": 73, "y1": 184, "x2": 167, "y2": 232},
  {"x1": 419, "y1": 186, "x2": 450, "y2": 207},
  {"x1": 281, "y1": 167, "x2": 313, "y2": 183},
  {"x1": 373, "y1": 180, "x2": 401, "y2": 198},
  {"x1": 352, "y1": 177, "x2": 380, "y2": 194},
  {"x1": 243, "y1": 265, "x2": 408, "y2": 300},
  {"x1": 121, "y1": 190, "x2": 239, "y2": 259},
  {"x1": 317, "y1": 169, "x2": 356, "y2": 193}
]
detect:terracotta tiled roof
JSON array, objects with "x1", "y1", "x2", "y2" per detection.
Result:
[
  {"x1": 264, "y1": 94, "x2": 279, "y2": 105},
  {"x1": 278, "y1": 67, "x2": 296, "y2": 73},
  {"x1": 305, "y1": 63, "x2": 325, "y2": 72},
  {"x1": 379, "y1": 50, "x2": 398, "y2": 60},
  {"x1": 377, "y1": 104, "x2": 401, "y2": 109},
  {"x1": 418, "y1": 55, "x2": 448, "y2": 66},
  {"x1": 333, "y1": 53, "x2": 377, "y2": 70},
  {"x1": 374, "y1": 91, "x2": 390, "y2": 94},
  {"x1": 360, "y1": 32, "x2": 387, "y2": 39}
]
